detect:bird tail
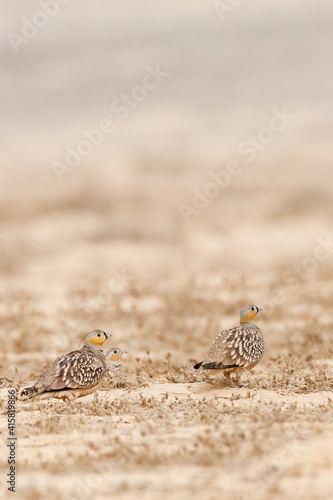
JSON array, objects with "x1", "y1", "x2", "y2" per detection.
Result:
[
  {"x1": 21, "y1": 386, "x2": 38, "y2": 399},
  {"x1": 201, "y1": 362, "x2": 237, "y2": 370},
  {"x1": 193, "y1": 361, "x2": 203, "y2": 370}
]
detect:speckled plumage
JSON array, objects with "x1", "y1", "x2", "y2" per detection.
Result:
[
  {"x1": 21, "y1": 330, "x2": 111, "y2": 401},
  {"x1": 104, "y1": 347, "x2": 127, "y2": 388},
  {"x1": 194, "y1": 306, "x2": 265, "y2": 385}
]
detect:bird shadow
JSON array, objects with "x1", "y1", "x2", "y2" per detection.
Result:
[{"x1": 189, "y1": 381, "x2": 242, "y2": 396}]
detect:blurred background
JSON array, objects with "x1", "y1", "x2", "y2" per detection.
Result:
[
  {"x1": 1, "y1": 0, "x2": 333, "y2": 356},
  {"x1": 2, "y1": 3, "x2": 333, "y2": 499}
]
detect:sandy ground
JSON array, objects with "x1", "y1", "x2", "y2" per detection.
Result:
[{"x1": 1, "y1": 1, "x2": 333, "y2": 499}]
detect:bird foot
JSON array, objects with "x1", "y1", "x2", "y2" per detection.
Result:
[{"x1": 225, "y1": 377, "x2": 249, "y2": 388}]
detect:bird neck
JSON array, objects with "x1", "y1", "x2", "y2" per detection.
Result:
[
  {"x1": 83, "y1": 342, "x2": 105, "y2": 352},
  {"x1": 240, "y1": 317, "x2": 255, "y2": 325}
]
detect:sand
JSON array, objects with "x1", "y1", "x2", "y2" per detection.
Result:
[{"x1": 1, "y1": 1, "x2": 333, "y2": 499}]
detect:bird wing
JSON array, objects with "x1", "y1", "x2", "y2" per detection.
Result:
[
  {"x1": 34, "y1": 349, "x2": 105, "y2": 392},
  {"x1": 203, "y1": 325, "x2": 265, "y2": 369}
]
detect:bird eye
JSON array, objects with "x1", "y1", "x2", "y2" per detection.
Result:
[
  {"x1": 114, "y1": 350, "x2": 117, "y2": 353},
  {"x1": 97, "y1": 333, "x2": 101, "y2": 337},
  {"x1": 251, "y1": 307, "x2": 255, "y2": 311}
]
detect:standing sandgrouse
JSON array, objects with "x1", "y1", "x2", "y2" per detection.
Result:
[
  {"x1": 194, "y1": 306, "x2": 265, "y2": 386},
  {"x1": 21, "y1": 330, "x2": 111, "y2": 401}
]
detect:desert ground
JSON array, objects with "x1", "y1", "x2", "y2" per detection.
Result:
[{"x1": 1, "y1": 1, "x2": 333, "y2": 499}]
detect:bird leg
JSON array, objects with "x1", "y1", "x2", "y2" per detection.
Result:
[
  {"x1": 234, "y1": 369, "x2": 250, "y2": 387},
  {"x1": 223, "y1": 371, "x2": 232, "y2": 386},
  {"x1": 223, "y1": 369, "x2": 249, "y2": 388}
]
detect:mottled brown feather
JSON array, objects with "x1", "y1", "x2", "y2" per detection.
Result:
[
  {"x1": 22, "y1": 344, "x2": 107, "y2": 398},
  {"x1": 199, "y1": 324, "x2": 265, "y2": 371}
]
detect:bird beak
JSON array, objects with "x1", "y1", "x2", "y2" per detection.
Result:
[
  {"x1": 106, "y1": 333, "x2": 112, "y2": 338},
  {"x1": 123, "y1": 350, "x2": 127, "y2": 354},
  {"x1": 257, "y1": 308, "x2": 262, "y2": 312}
]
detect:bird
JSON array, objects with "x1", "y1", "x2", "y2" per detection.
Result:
[
  {"x1": 106, "y1": 348, "x2": 127, "y2": 362},
  {"x1": 104, "y1": 348, "x2": 127, "y2": 388},
  {"x1": 194, "y1": 305, "x2": 265, "y2": 386},
  {"x1": 21, "y1": 330, "x2": 111, "y2": 402}
]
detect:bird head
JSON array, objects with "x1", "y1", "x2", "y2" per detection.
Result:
[
  {"x1": 239, "y1": 305, "x2": 262, "y2": 324},
  {"x1": 85, "y1": 330, "x2": 111, "y2": 346},
  {"x1": 107, "y1": 348, "x2": 127, "y2": 362}
]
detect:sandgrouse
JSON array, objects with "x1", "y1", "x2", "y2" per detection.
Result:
[
  {"x1": 194, "y1": 305, "x2": 265, "y2": 386},
  {"x1": 21, "y1": 330, "x2": 111, "y2": 401}
]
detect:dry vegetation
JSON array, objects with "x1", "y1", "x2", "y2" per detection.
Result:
[
  {"x1": 1, "y1": 167, "x2": 333, "y2": 500},
  {"x1": 2, "y1": 3, "x2": 333, "y2": 498}
]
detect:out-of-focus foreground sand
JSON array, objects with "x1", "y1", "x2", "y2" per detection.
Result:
[{"x1": 1, "y1": 1, "x2": 333, "y2": 499}]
